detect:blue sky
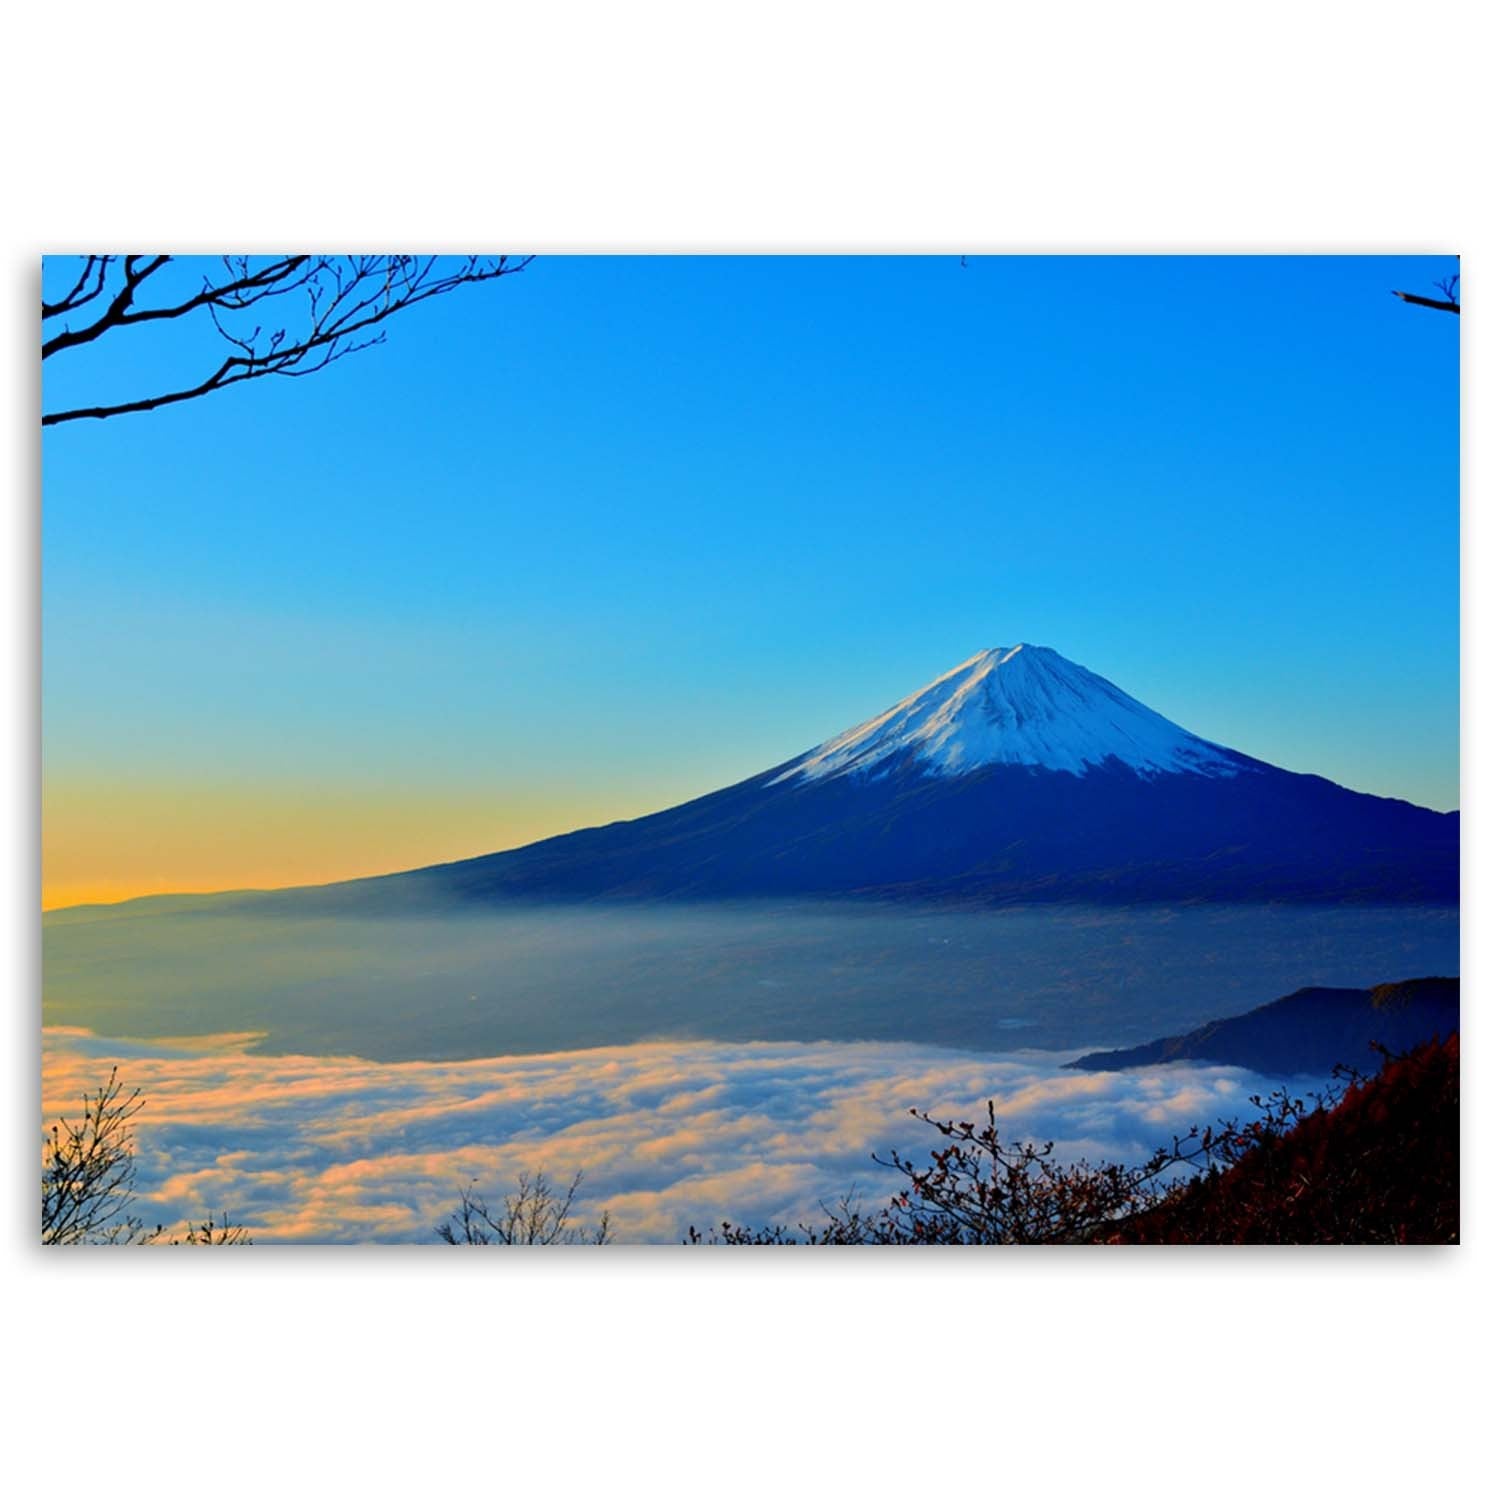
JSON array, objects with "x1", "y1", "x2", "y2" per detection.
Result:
[{"x1": 42, "y1": 255, "x2": 1458, "y2": 902}]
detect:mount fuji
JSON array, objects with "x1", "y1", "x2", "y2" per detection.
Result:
[
  {"x1": 769, "y1": 645, "x2": 1244, "y2": 784},
  {"x1": 310, "y1": 643, "x2": 1456, "y2": 911}
]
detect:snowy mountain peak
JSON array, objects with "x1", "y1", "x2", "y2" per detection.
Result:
[{"x1": 771, "y1": 645, "x2": 1245, "y2": 785}]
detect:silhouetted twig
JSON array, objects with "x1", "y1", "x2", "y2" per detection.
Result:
[{"x1": 42, "y1": 254, "x2": 532, "y2": 425}]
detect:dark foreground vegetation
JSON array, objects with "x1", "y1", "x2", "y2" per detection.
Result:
[
  {"x1": 1111, "y1": 1034, "x2": 1458, "y2": 1244},
  {"x1": 41, "y1": 1068, "x2": 252, "y2": 1245},
  {"x1": 437, "y1": 1173, "x2": 613, "y2": 1244},
  {"x1": 689, "y1": 1035, "x2": 1459, "y2": 1246}
]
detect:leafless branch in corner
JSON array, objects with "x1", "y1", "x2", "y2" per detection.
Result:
[
  {"x1": 1392, "y1": 268, "x2": 1459, "y2": 315},
  {"x1": 41, "y1": 1066, "x2": 147, "y2": 1244},
  {"x1": 41, "y1": 254, "x2": 533, "y2": 426},
  {"x1": 42, "y1": 1066, "x2": 255, "y2": 1244}
]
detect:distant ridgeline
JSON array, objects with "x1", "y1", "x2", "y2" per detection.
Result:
[{"x1": 1068, "y1": 976, "x2": 1459, "y2": 1076}]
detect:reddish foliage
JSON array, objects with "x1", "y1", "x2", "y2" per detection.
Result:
[{"x1": 1111, "y1": 1034, "x2": 1458, "y2": 1244}]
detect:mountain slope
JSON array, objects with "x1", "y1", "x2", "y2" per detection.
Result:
[
  {"x1": 1067, "y1": 976, "x2": 1459, "y2": 1074},
  {"x1": 299, "y1": 643, "x2": 1455, "y2": 911}
]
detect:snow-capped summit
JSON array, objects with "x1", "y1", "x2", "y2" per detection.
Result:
[{"x1": 771, "y1": 644, "x2": 1243, "y2": 784}]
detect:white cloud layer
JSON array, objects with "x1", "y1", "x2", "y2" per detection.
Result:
[{"x1": 42, "y1": 1028, "x2": 1287, "y2": 1244}]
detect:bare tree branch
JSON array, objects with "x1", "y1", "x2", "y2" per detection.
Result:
[
  {"x1": 436, "y1": 1170, "x2": 613, "y2": 1245},
  {"x1": 42, "y1": 255, "x2": 172, "y2": 359},
  {"x1": 41, "y1": 255, "x2": 114, "y2": 319},
  {"x1": 42, "y1": 1067, "x2": 253, "y2": 1244},
  {"x1": 41, "y1": 1067, "x2": 146, "y2": 1244},
  {"x1": 42, "y1": 253, "x2": 533, "y2": 425},
  {"x1": 43, "y1": 255, "x2": 297, "y2": 358},
  {"x1": 1391, "y1": 290, "x2": 1460, "y2": 314},
  {"x1": 142, "y1": 1212, "x2": 254, "y2": 1246},
  {"x1": 1392, "y1": 267, "x2": 1460, "y2": 316}
]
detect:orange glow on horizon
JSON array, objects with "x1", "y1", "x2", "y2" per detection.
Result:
[{"x1": 42, "y1": 775, "x2": 683, "y2": 912}]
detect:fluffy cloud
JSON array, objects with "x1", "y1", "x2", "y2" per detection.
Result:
[{"x1": 42, "y1": 1028, "x2": 1282, "y2": 1244}]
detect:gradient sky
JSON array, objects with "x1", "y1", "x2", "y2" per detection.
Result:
[{"x1": 42, "y1": 255, "x2": 1459, "y2": 909}]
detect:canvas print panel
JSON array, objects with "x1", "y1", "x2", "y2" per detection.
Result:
[{"x1": 41, "y1": 254, "x2": 1459, "y2": 1245}]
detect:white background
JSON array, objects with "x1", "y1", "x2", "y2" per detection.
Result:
[{"x1": 3, "y1": 3, "x2": 1492, "y2": 1494}]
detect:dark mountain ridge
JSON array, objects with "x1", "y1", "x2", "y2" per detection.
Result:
[{"x1": 1068, "y1": 975, "x2": 1459, "y2": 1075}]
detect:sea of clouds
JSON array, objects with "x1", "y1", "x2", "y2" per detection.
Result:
[{"x1": 42, "y1": 1026, "x2": 1305, "y2": 1244}]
